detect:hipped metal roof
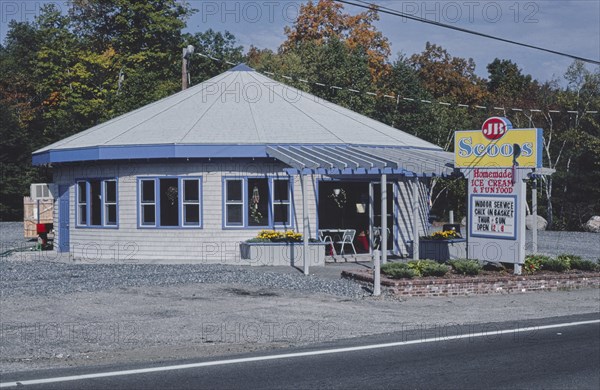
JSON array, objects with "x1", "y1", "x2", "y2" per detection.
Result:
[{"x1": 32, "y1": 64, "x2": 454, "y2": 176}]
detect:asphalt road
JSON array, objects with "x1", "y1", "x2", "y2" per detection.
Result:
[{"x1": 2, "y1": 314, "x2": 598, "y2": 390}]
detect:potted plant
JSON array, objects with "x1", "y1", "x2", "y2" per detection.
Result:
[
  {"x1": 418, "y1": 229, "x2": 467, "y2": 262},
  {"x1": 239, "y1": 230, "x2": 326, "y2": 267}
]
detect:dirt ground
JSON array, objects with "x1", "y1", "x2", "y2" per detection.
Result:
[
  {"x1": 1, "y1": 222, "x2": 599, "y2": 374},
  {"x1": 1, "y1": 282, "x2": 599, "y2": 374}
]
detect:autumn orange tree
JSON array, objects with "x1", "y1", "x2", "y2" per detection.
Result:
[
  {"x1": 408, "y1": 43, "x2": 490, "y2": 222},
  {"x1": 408, "y1": 42, "x2": 492, "y2": 150},
  {"x1": 282, "y1": 0, "x2": 390, "y2": 83}
]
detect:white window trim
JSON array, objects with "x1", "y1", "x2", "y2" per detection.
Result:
[
  {"x1": 224, "y1": 178, "x2": 245, "y2": 228},
  {"x1": 272, "y1": 178, "x2": 292, "y2": 227},
  {"x1": 76, "y1": 181, "x2": 87, "y2": 226},
  {"x1": 139, "y1": 179, "x2": 157, "y2": 227},
  {"x1": 223, "y1": 177, "x2": 293, "y2": 229},
  {"x1": 181, "y1": 178, "x2": 202, "y2": 227},
  {"x1": 76, "y1": 179, "x2": 118, "y2": 228},
  {"x1": 103, "y1": 180, "x2": 117, "y2": 226},
  {"x1": 138, "y1": 177, "x2": 203, "y2": 229}
]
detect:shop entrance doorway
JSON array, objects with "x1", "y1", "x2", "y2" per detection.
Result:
[{"x1": 317, "y1": 181, "x2": 395, "y2": 254}]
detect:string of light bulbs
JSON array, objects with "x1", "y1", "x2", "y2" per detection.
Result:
[{"x1": 195, "y1": 52, "x2": 599, "y2": 116}]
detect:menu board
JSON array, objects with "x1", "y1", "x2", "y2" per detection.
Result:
[{"x1": 470, "y1": 195, "x2": 517, "y2": 239}]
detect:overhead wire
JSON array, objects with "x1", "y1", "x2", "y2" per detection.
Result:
[{"x1": 336, "y1": 0, "x2": 600, "y2": 65}]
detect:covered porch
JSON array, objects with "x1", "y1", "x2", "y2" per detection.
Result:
[{"x1": 266, "y1": 144, "x2": 457, "y2": 273}]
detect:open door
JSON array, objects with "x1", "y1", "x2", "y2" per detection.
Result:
[{"x1": 317, "y1": 181, "x2": 371, "y2": 253}]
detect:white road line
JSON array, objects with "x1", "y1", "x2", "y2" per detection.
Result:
[{"x1": 2, "y1": 319, "x2": 598, "y2": 388}]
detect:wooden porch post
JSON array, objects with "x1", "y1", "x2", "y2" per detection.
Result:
[
  {"x1": 381, "y1": 174, "x2": 387, "y2": 265},
  {"x1": 300, "y1": 173, "x2": 309, "y2": 276},
  {"x1": 412, "y1": 176, "x2": 420, "y2": 260}
]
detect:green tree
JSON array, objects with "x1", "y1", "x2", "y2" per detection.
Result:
[
  {"x1": 550, "y1": 62, "x2": 600, "y2": 229},
  {"x1": 408, "y1": 44, "x2": 490, "y2": 221},
  {"x1": 409, "y1": 43, "x2": 490, "y2": 148},
  {"x1": 373, "y1": 56, "x2": 434, "y2": 139},
  {"x1": 0, "y1": 0, "x2": 201, "y2": 220},
  {"x1": 487, "y1": 58, "x2": 533, "y2": 95},
  {"x1": 33, "y1": 5, "x2": 99, "y2": 142},
  {"x1": 69, "y1": 0, "x2": 195, "y2": 116},
  {"x1": 0, "y1": 21, "x2": 48, "y2": 220},
  {"x1": 486, "y1": 58, "x2": 539, "y2": 128},
  {"x1": 410, "y1": 42, "x2": 488, "y2": 105},
  {"x1": 184, "y1": 29, "x2": 244, "y2": 84}
]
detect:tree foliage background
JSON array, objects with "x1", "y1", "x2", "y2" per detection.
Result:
[{"x1": 1, "y1": 0, "x2": 598, "y2": 230}]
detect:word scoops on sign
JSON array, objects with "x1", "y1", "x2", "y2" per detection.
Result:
[
  {"x1": 482, "y1": 117, "x2": 513, "y2": 140},
  {"x1": 454, "y1": 126, "x2": 542, "y2": 169}
]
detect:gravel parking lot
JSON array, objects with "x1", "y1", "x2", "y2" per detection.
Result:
[{"x1": 1, "y1": 222, "x2": 599, "y2": 374}]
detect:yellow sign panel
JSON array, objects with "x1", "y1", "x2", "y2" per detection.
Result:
[{"x1": 454, "y1": 128, "x2": 543, "y2": 168}]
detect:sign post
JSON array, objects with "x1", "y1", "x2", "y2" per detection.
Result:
[{"x1": 455, "y1": 117, "x2": 545, "y2": 274}]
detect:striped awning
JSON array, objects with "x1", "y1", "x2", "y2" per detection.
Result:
[{"x1": 266, "y1": 145, "x2": 456, "y2": 177}]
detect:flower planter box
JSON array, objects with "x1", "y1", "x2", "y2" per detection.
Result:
[
  {"x1": 239, "y1": 242, "x2": 326, "y2": 267},
  {"x1": 418, "y1": 239, "x2": 467, "y2": 262}
]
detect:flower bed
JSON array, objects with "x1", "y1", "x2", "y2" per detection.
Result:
[
  {"x1": 240, "y1": 230, "x2": 326, "y2": 267},
  {"x1": 342, "y1": 269, "x2": 600, "y2": 297},
  {"x1": 424, "y1": 230, "x2": 462, "y2": 240},
  {"x1": 247, "y1": 229, "x2": 304, "y2": 243},
  {"x1": 344, "y1": 254, "x2": 600, "y2": 297}
]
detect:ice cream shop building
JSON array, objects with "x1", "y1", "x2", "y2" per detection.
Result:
[{"x1": 33, "y1": 64, "x2": 454, "y2": 264}]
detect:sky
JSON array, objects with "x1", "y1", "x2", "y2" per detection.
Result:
[{"x1": 1, "y1": 0, "x2": 599, "y2": 84}]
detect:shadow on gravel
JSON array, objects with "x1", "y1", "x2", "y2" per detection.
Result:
[{"x1": 223, "y1": 288, "x2": 280, "y2": 297}]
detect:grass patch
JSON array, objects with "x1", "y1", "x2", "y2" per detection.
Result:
[
  {"x1": 448, "y1": 259, "x2": 482, "y2": 276},
  {"x1": 562, "y1": 255, "x2": 599, "y2": 272},
  {"x1": 418, "y1": 261, "x2": 451, "y2": 277},
  {"x1": 382, "y1": 260, "x2": 451, "y2": 279},
  {"x1": 408, "y1": 260, "x2": 451, "y2": 277},
  {"x1": 381, "y1": 262, "x2": 417, "y2": 279},
  {"x1": 380, "y1": 253, "x2": 598, "y2": 280},
  {"x1": 524, "y1": 254, "x2": 599, "y2": 273},
  {"x1": 524, "y1": 254, "x2": 552, "y2": 274},
  {"x1": 540, "y1": 256, "x2": 571, "y2": 272}
]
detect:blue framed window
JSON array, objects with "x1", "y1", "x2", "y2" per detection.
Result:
[
  {"x1": 182, "y1": 178, "x2": 201, "y2": 226},
  {"x1": 76, "y1": 179, "x2": 118, "y2": 227},
  {"x1": 138, "y1": 177, "x2": 202, "y2": 228},
  {"x1": 272, "y1": 178, "x2": 291, "y2": 226},
  {"x1": 223, "y1": 177, "x2": 292, "y2": 229},
  {"x1": 224, "y1": 179, "x2": 244, "y2": 227}
]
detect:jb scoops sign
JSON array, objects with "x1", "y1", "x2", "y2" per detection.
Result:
[
  {"x1": 456, "y1": 118, "x2": 546, "y2": 266},
  {"x1": 454, "y1": 117, "x2": 543, "y2": 168}
]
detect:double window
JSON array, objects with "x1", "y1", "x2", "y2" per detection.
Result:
[
  {"x1": 76, "y1": 179, "x2": 118, "y2": 227},
  {"x1": 223, "y1": 177, "x2": 292, "y2": 228},
  {"x1": 138, "y1": 177, "x2": 202, "y2": 228}
]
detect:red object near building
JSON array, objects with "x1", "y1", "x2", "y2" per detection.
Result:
[
  {"x1": 36, "y1": 223, "x2": 54, "y2": 249},
  {"x1": 356, "y1": 234, "x2": 369, "y2": 253}
]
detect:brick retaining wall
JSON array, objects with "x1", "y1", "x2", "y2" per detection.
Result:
[{"x1": 341, "y1": 270, "x2": 600, "y2": 297}]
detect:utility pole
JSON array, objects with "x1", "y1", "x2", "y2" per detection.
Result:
[{"x1": 182, "y1": 45, "x2": 194, "y2": 90}]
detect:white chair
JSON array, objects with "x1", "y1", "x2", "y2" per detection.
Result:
[
  {"x1": 319, "y1": 232, "x2": 336, "y2": 256},
  {"x1": 334, "y1": 229, "x2": 357, "y2": 255}
]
